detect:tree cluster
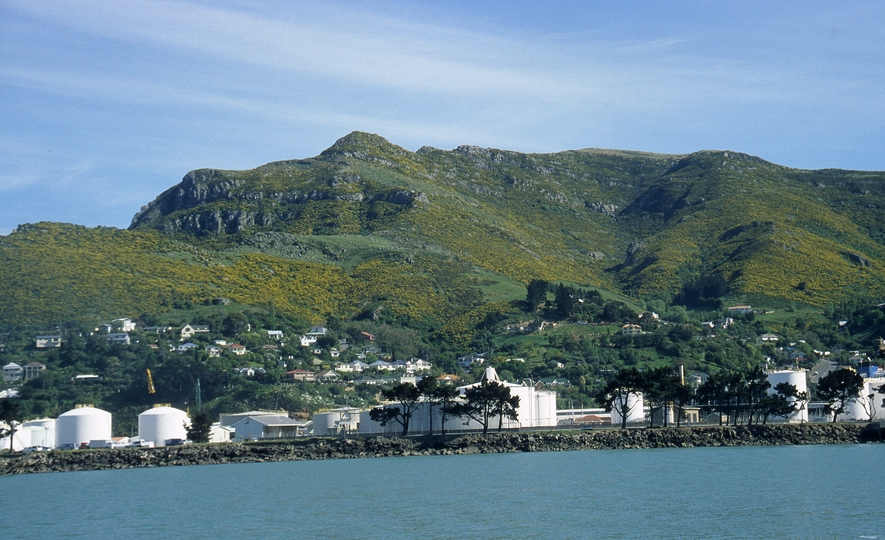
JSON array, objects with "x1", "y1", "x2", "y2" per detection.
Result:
[
  {"x1": 597, "y1": 365, "x2": 811, "y2": 429},
  {"x1": 368, "y1": 378, "x2": 519, "y2": 436}
]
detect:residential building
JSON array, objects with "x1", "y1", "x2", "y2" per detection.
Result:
[
  {"x1": 24, "y1": 362, "x2": 45, "y2": 380},
  {"x1": 3, "y1": 362, "x2": 23, "y2": 382},
  {"x1": 286, "y1": 369, "x2": 316, "y2": 382},
  {"x1": 180, "y1": 324, "x2": 209, "y2": 340},
  {"x1": 35, "y1": 335, "x2": 62, "y2": 349},
  {"x1": 176, "y1": 342, "x2": 199, "y2": 354},
  {"x1": 230, "y1": 344, "x2": 247, "y2": 356},
  {"x1": 105, "y1": 333, "x2": 131, "y2": 345},
  {"x1": 621, "y1": 324, "x2": 642, "y2": 336},
  {"x1": 457, "y1": 352, "x2": 487, "y2": 368}
]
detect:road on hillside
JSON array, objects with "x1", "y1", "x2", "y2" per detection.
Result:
[{"x1": 810, "y1": 358, "x2": 836, "y2": 384}]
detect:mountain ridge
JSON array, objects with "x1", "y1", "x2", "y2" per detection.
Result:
[{"x1": 4, "y1": 132, "x2": 885, "y2": 329}]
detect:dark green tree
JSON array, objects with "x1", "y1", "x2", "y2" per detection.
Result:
[
  {"x1": 817, "y1": 368, "x2": 864, "y2": 422},
  {"x1": 0, "y1": 399, "x2": 22, "y2": 453},
  {"x1": 595, "y1": 367, "x2": 645, "y2": 429},
  {"x1": 525, "y1": 279, "x2": 549, "y2": 311},
  {"x1": 743, "y1": 366, "x2": 771, "y2": 425},
  {"x1": 641, "y1": 366, "x2": 681, "y2": 428},
  {"x1": 451, "y1": 380, "x2": 519, "y2": 434},
  {"x1": 555, "y1": 284, "x2": 576, "y2": 318},
  {"x1": 368, "y1": 383, "x2": 422, "y2": 436},
  {"x1": 186, "y1": 411, "x2": 212, "y2": 443},
  {"x1": 433, "y1": 385, "x2": 460, "y2": 436},
  {"x1": 760, "y1": 382, "x2": 808, "y2": 424}
]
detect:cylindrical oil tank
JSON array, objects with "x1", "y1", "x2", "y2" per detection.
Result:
[
  {"x1": 57, "y1": 406, "x2": 112, "y2": 447},
  {"x1": 610, "y1": 393, "x2": 644, "y2": 425},
  {"x1": 23, "y1": 418, "x2": 57, "y2": 448},
  {"x1": 311, "y1": 411, "x2": 338, "y2": 435},
  {"x1": 844, "y1": 378, "x2": 885, "y2": 421},
  {"x1": 138, "y1": 406, "x2": 189, "y2": 446},
  {"x1": 766, "y1": 370, "x2": 809, "y2": 423}
]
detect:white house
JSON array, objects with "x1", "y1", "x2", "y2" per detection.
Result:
[
  {"x1": 180, "y1": 324, "x2": 209, "y2": 340},
  {"x1": 621, "y1": 324, "x2": 642, "y2": 336},
  {"x1": 300, "y1": 335, "x2": 318, "y2": 347},
  {"x1": 369, "y1": 360, "x2": 394, "y2": 371},
  {"x1": 3, "y1": 362, "x2": 23, "y2": 382},
  {"x1": 103, "y1": 318, "x2": 136, "y2": 333},
  {"x1": 306, "y1": 326, "x2": 327, "y2": 336},
  {"x1": 35, "y1": 335, "x2": 62, "y2": 349},
  {"x1": 267, "y1": 330, "x2": 284, "y2": 341},
  {"x1": 230, "y1": 343, "x2": 247, "y2": 356},
  {"x1": 105, "y1": 333, "x2": 131, "y2": 345},
  {"x1": 176, "y1": 342, "x2": 199, "y2": 354},
  {"x1": 457, "y1": 352, "x2": 487, "y2": 369}
]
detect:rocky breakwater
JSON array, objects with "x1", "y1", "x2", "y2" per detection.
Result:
[{"x1": 1, "y1": 423, "x2": 881, "y2": 475}]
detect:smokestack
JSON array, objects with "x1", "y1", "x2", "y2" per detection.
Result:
[{"x1": 679, "y1": 364, "x2": 685, "y2": 386}]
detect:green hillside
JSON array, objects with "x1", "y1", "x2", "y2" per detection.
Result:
[{"x1": 4, "y1": 132, "x2": 885, "y2": 331}]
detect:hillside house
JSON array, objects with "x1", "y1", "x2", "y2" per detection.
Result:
[
  {"x1": 205, "y1": 345, "x2": 222, "y2": 357},
  {"x1": 306, "y1": 326, "x2": 327, "y2": 336},
  {"x1": 176, "y1": 342, "x2": 199, "y2": 354},
  {"x1": 437, "y1": 374, "x2": 460, "y2": 386},
  {"x1": 230, "y1": 344, "x2": 247, "y2": 356},
  {"x1": 621, "y1": 324, "x2": 642, "y2": 336},
  {"x1": 102, "y1": 318, "x2": 136, "y2": 333},
  {"x1": 300, "y1": 335, "x2": 318, "y2": 347},
  {"x1": 180, "y1": 324, "x2": 209, "y2": 340},
  {"x1": 457, "y1": 352, "x2": 487, "y2": 368},
  {"x1": 405, "y1": 358, "x2": 433, "y2": 373},
  {"x1": 35, "y1": 335, "x2": 62, "y2": 349},
  {"x1": 369, "y1": 360, "x2": 394, "y2": 371},
  {"x1": 24, "y1": 362, "x2": 45, "y2": 380},
  {"x1": 286, "y1": 369, "x2": 316, "y2": 382},
  {"x1": 144, "y1": 326, "x2": 173, "y2": 334},
  {"x1": 105, "y1": 333, "x2": 131, "y2": 345},
  {"x1": 267, "y1": 330, "x2": 284, "y2": 341},
  {"x1": 318, "y1": 370, "x2": 339, "y2": 382},
  {"x1": 727, "y1": 305, "x2": 752, "y2": 315},
  {"x1": 758, "y1": 333, "x2": 779, "y2": 343},
  {"x1": 3, "y1": 362, "x2": 23, "y2": 382}
]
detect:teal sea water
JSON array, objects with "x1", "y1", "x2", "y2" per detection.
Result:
[{"x1": 2, "y1": 444, "x2": 883, "y2": 539}]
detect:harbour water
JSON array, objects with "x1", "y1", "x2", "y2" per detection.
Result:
[{"x1": 3, "y1": 443, "x2": 883, "y2": 539}]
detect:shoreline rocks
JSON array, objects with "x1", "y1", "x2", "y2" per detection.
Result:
[{"x1": 2, "y1": 423, "x2": 881, "y2": 476}]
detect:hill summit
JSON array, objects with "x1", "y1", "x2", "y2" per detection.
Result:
[
  {"x1": 4, "y1": 132, "x2": 885, "y2": 328},
  {"x1": 129, "y1": 132, "x2": 885, "y2": 306}
]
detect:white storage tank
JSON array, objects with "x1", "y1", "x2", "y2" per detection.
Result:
[
  {"x1": 843, "y1": 377, "x2": 885, "y2": 421},
  {"x1": 610, "y1": 393, "x2": 645, "y2": 426},
  {"x1": 766, "y1": 370, "x2": 809, "y2": 423},
  {"x1": 57, "y1": 406, "x2": 112, "y2": 447},
  {"x1": 138, "y1": 406, "x2": 189, "y2": 446},
  {"x1": 23, "y1": 418, "x2": 57, "y2": 449}
]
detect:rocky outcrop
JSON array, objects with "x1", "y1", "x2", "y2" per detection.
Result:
[{"x1": 1, "y1": 423, "x2": 880, "y2": 476}]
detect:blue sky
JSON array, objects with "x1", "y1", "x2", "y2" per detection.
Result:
[{"x1": 2, "y1": 1, "x2": 884, "y2": 235}]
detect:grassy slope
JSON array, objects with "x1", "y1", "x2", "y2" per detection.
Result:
[{"x1": 6, "y1": 133, "x2": 885, "y2": 331}]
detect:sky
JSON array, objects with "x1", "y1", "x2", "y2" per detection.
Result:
[{"x1": 2, "y1": 0, "x2": 885, "y2": 235}]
